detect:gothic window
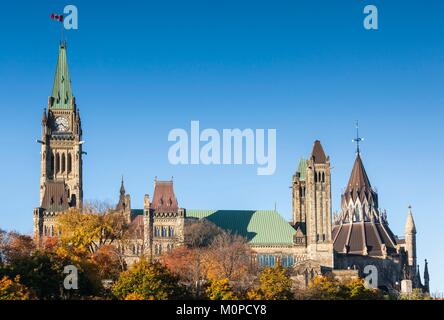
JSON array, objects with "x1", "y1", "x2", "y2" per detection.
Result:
[
  {"x1": 132, "y1": 244, "x2": 136, "y2": 255},
  {"x1": 56, "y1": 153, "x2": 60, "y2": 173},
  {"x1": 161, "y1": 227, "x2": 167, "y2": 237},
  {"x1": 67, "y1": 153, "x2": 72, "y2": 174},
  {"x1": 50, "y1": 153, "x2": 54, "y2": 174},
  {"x1": 322, "y1": 172, "x2": 325, "y2": 182},
  {"x1": 314, "y1": 172, "x2": 318, "y2": 182},
  {"x1": 169, "y1": 226, "x2": 174, "y2": 238},
  {"x1": 61, "y1": 153, "x2": 66, "y2": 173},
  {"x1": 50, "y1": 225, "x2": 54, "y2": 237},
  {"x1": 44, "y1": 226, "x2": 47, "y2": 236},
  {"x1": 154, "y1": 227, "x2": 160, "y2": 237}
]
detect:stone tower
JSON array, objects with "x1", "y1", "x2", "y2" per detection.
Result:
[
  {"x1": 293, "y1": 141, "x2": 333, "y2": 268},
  {"x1": 33, "y1": 42, "x2": 83, "y2": 245},
  {"x1": 405, "y1": 206, "x2": 417, "y2": 270},
  {"x1": 143, "y1": 180, "x2": 186, "y2": 258}
]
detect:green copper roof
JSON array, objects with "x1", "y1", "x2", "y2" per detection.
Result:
[
  {"x1": 187, "y1": 210, "x2": 296, "y2": 246},
  {"x1": 297, "y1": 158, "x2": 307, "y2": 181},
  {"x1": 50, "y1": 42, "x2": 73, "y2": 109}
]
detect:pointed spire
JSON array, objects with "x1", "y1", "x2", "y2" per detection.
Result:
[
  {"x1": 424, "y1": 259, "x2": 430, "y2": 292},
  {"x1": 42, "y1": 108, "x2": 47, "y2": 123},
  {"x1": 405, "y1": 206, "x2": 416, "y2": 234},
  {"x1": 120, "y1": 176, "x2": 125, "y2": 196},
  {"x1": 311, "y1": 140, "x2": 327, "y2": 163},
  {"x1": 50, "y1": 42, "x2": 73, "y2": 110},
  {"x1": 343, "y1": 153, "x2": 377, "y2": 206},
  {"x1": 415, "y1": 265, "x2": 423, "y2": 287}
]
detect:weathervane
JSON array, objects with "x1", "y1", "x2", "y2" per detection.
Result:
[{"x1": 352, "y1": 121, "x2": 364, "y2": 154}]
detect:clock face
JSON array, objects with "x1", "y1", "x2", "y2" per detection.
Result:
[{"x1": 55, "y1": 117, "x2": 69, "y2": 132}]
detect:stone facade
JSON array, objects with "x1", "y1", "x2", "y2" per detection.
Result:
[
  {"x1": 33, "y1": 42, "x2": 83, "y2": 246},
  {"x1": 33, "y1": 42, "x2": 430, "y2": 294}
]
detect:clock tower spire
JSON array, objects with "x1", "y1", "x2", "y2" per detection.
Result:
[{"x1": 34, "y1": 42, "x2": 83, "y2": 245}]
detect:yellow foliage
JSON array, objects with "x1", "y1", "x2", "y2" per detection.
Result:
[{"x1": 0, "y1": 276, "x2": 31, "y2": 300}]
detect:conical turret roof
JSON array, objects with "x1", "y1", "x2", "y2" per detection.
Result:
[{"x1": 343, "y1": 153, "x2": 378, "y2": 206}]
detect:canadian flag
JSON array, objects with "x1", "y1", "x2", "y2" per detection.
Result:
[{"x1": 50, "y1": 13, "x2": 64, "y2": 22}]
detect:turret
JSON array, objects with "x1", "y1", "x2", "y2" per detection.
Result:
[
  {"x1": 424, "y1": 259, "x2": 430, "y2": 293},
  {"x1": 405, "y1": 206, "x2": 417, "y2": 268}
]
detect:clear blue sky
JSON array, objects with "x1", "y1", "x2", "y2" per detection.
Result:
[{"x1": 0, "y1": 1, "x2": 443, "y2": 292}]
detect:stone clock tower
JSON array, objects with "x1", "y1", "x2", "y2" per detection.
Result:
[{"x1": 34, "y1": 42, "x2": 83, "y2": 245}]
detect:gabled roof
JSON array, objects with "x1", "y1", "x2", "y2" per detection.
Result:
[
  {"x1": 41, "y1": 181, "x2": 70, "y2": 212},
  {"x1": 187, "y1": 210, "x2": 296, "y2": 246},
  {"x1": 151, "y1": 180, "x2": 179, "y2": 213},
  {"x1": 50, "y1": 42, "x2": 74, "y2": 110},
  {"x1": 311, "y1": 140, "x2": 327, "y2": 163}
]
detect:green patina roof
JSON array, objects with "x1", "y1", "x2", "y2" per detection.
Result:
[
  {"x1": 297, "y1": 158, "x2": 307, "y2": 181},
  {"x1": 131, "y1": 209, "x2": 144, "y2": 216},
  {"x1": 50, "y1": 42, "x2": 73, "y2": 110},
  {"x1": 187, "y1": 210, "x2": 296, "y2": 246}
]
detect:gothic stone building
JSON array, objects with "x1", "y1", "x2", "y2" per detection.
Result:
[{"x1": 34, "y1": 43, "x2": 430, "y2": 293}]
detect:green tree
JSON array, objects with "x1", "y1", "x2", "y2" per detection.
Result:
[
  {"x1": 205, "y1": 278, "x2": 238, "y2": 300},
  {"x1": 112, "y1": 259, "x2": 185, "y2": 300},
  {"x1": 248, "y1": 265, "x2": 294, "y2": 300}
]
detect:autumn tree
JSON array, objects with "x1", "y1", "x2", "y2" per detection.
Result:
[
  {"x1": 112, "y1": 259, "x2": 186, "y2": 300},
  {"x1": 4, "y1": 249, "x2": 102, "y2": 300},
  {"x1": 205, "y1": 278, "x2": 238, "y2": 300},
  {"x1": 90, "y1": 244, "x2": 123, "y2": 280},
  {"x1": 307, "y1": 275, "x2": 384, "y2": 300},
  {"x1": 160, "y1": 246, "x2": 207, "y2": 297},
  {"x1": 247, "y1": 265, "x2": 294, "y2": 300},
  {"x1": 0, "y1": 276, "x2": 32, "y2": 300},
  {"x1": 185, "y1": 219, "x2": 223, "y2": 248},
  {"x1": 399, "y1": 288, "x2": 431, "y2": 300},
  {"x1": 56, "y1": 202, "x2": 132, "y2": 255},
  {"x1": 203, "y1": 232, "x2": 255, "y2": 293},
  {"x1": 0, "y1": 231, "x2": 35, "y2": 265}
]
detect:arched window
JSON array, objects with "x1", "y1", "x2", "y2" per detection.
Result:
[
  {"x1": 50, "y1": 225, "x2": 54, "y2": 237},
  {"x1": 169, "y1": 227, "x2": 174, "y2": 238},
  {"x1": 314, "y1": 171, "x2": 318, "y2": 182},
  {"x1": 132, "y1": 244, "x2": 136, "y2": 255},
  {"x1": 50, "y1": 153, "x2": 54, "y2": 175},
  {"x1": 55, "y1": 153, "x2": 60, "y2": 173},
  {"x1": 67, "y1": 153, "x2": 72, "y2": 174},
  {"x1": 61, "y1": 153, "x2": 66, "y2": 173},
  {"x1": 322, "y1": 172, "x2": 325, "y2": 182},
  {"x1": 162, "y1": 227, "x2": 167, "y2": 237}
]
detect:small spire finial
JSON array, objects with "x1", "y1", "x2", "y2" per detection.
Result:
[{"x1": 352, "y1": 121, "x2": 364, "y2": 154}]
